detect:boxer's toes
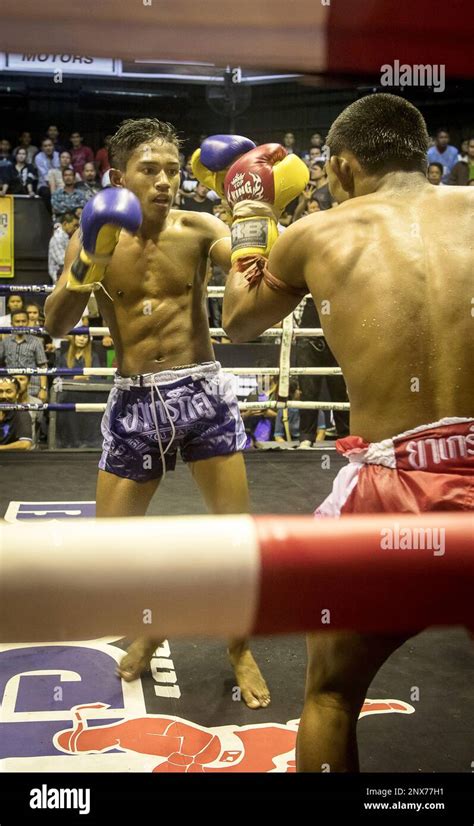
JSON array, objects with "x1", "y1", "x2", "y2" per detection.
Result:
[
  {"x1": 117, "y1": 639, "x2": 156, "y2": 682},
  {"x1": 228, "y1": 642, "x2": 271, "y2": 709}
]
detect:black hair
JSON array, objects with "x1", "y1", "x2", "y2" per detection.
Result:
[
  {"x1": 1, "y1": 377, "x2": 21, "y2": 393},
  {"x1": 109, "y1": 118, "x2": 182, "y2": 171},
  {"x1": 428, "y1": 162, "x2": 443, "y2": 174},
  {"x1": 10, "y1": 308, "x2": 28, "y2": 321},
  {"x1": 59, "y1": 211, "x2": 77, "y2": 224},
  {"x1": 326, "y1": 93, "x2": 429, "y2": 174},
  {"x1": 435, "y1": 127, "x2": 449, "y2": 137}
]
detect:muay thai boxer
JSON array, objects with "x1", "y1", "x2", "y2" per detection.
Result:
[
  {"x1": 195, "y1": 93, "x2": 474, "y2": 767},
  {"x1": 44, "y1": 119, "x2": 305, "y2": 708}
]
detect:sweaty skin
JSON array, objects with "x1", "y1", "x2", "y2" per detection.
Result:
[
  {"x1": 224, "y1": 177, "x2": 474, "y2": 440},
  {"x1": 45, "y1": 139, "x2": 270, "y2": 710},
  {"x1": 223, "y1": 161, "x2": 474, "y2": 770}
]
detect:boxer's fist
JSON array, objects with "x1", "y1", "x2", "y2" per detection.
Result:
[
  {"x1": 223, "y1": 144, "x2": 309, "y2": 264},
  {"x1": 68, "y1": 188, "x2": 142, "y2": 292},
  {"x1": 191, "y1": 134, "x2": 256, "y2": 196}
]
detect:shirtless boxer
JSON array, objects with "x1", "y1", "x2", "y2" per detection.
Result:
[
  {"x1": 44, "y1": 119, "x2": 291, "y2": 709},
  {"x1": 194, "y1": 94, "x2": 474, "y2": 767}
]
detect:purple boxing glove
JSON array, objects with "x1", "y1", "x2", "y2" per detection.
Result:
[
  {"x1": 69, "y1": 188, "x2": 142, "y2": 289},
  {"x1": 191, "y1": 135, "x2": 256, "y2": 196}
]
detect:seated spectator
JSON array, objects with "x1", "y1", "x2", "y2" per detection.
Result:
[
  {"x1": 70, "y1": 131, "x2": 94, "y2": 177},
  {"x1": 48, "y1": 150, "x2": 76, "y2": 193},
  {"x1": 35, "y1": 138, "x2": 60, "y2": 205},
  {"x1": 212, "y1": 201, "x2": 232, "y2": 226},
  {"x1": 0, "y1": 139, "x2": 13, "y2": 196},
  {"x1": 241, "y1": 378, "x2": 278, "y2": 448},
  {"x1": 13, "y1": 131, "x2": 39, "y2": 165},
  {"x1": 0, "y1": 377, "x2": 33, "y2": 451},
  {"x1": 427, "y1": 162, "x2": 443, "y2": 186},
  {"x1": 0, "y1": 309, "x2": 48, "y2": 400},
  {"x1": 95, "y1": 136, "x2": 111, "y2": 176},
  {"x1": 427, "y1": 128, "x2": 460, "y2": 183},
  {"x1": 180, "y1": 183, "x2": 214, "y2": 214},
  {"x1": 12, "y1": 373, "x2": 43, "y2": 445},
  {"x1": 58, "y1": 332, "x2": 101, "y2": 379},
  {"x1": 0, "y1": 293, "x2": 24, "y2": 328},
  {"x1": 283, "y1": 132, "x2": 299, "y2": 156},
  {"x1": 292, "y1": 188, "x2": 322, "y2": 221},
  {"x1": 77, "y1": 162, "x2": 102, "y2": 200},
  {"x1": 45, "y1": 124, "x2": 64, "y2": 153},
  {"x1": 308, "y1": 161, "x2": 332, "y2": 208},
  {"x1": 274, "y1": 381, "x2": 302, "y2": 442},
  {"x1": 48, "y1": 211, "x2": 79, "y2": 283},
  {"x1": 51, "y1": 169, "x2": 87, "y2": 220},
  {"x1": 26, "y1": 302, "x2": 43, "y2": 327},
  {"x1": 448, "y1": 137, "x2": 474, "y2": 186},
  {"x1": 460, "y1": 138, "x2": 469, "y2": 160},
  {"x1": 305, "y1": 146, "x2": 322, "y2": 167},
  {"x1": 6, "y1": 148, "x2": 37, "y2": 195}
]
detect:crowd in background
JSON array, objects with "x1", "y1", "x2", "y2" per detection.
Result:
[{"x1": 0, "y1": 123, "x2": 473, "y2": 451}]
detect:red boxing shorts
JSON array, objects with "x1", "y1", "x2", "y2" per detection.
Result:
[{"x1": 315, "y1": 418, "x2": 474, "y2": 517}]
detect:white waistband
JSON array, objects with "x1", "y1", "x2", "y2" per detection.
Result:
[
  {"x1": 114, "y1": 361, "x2": 220, "y2": 389},
  {"x1": 351, "y1": 417, "x2": 474, "y2": 468}
]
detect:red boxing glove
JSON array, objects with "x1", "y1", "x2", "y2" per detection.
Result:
[{"x1": 223, "y1": 143, "x2": 309, "y2": 267}]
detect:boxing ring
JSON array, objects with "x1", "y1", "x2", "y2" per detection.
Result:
[{"x1": 1, "y1": 512, "x2": 472, "y2": 643}]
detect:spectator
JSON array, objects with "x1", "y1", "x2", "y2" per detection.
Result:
[
  {"x1": 274, "y1": 380, "x2": 302, "y2": 442},
  {"x1": 13, "y1": 131, "x2": 39, "y2": 164},
  {"x1": 241, "y1": 377, "x2": 278, "y2": 448},
  {"x1": 95, "y1": 136, "x2": 111, "y2": 176},
  {"x1": 292, "y1": 183, "x2": 321, "y2": 221},
  {"x1": 293, "y1": 298, "x2": 349, "y2": 447},
  {"x1": 45, "y1": 124, "x2": 63, "y2": 153},
  {"x1": 427, "y1": 128, "x2": 459, "y2": 183},
  {"x1": 283, "y1": 132, "x2": 299, "y2": 155},
  {"x1": 51, "y1": 169, "x2": 87, "y2": 220},
  {"x1": 448, "y1": 137, "x2": 474, "y2": 186},
  {"x1": 0, "y1": 378, "x2": 33, "y2": 451},
  {"x1": 0, "y1": 294, "x2": 24, "y2": 328},
  {"x1": 5, "y1": 147, "x2": 37, "y2": 196},
  {"x1": 70, "y1": 131, "x2": 94, "y2": 177},
  {"x1": 0, "y1": 139, "x2": 13, "y2": 196},
  {"x1": 0, "y1": 310, "x2": 48, "y2": 399},
  {"x1": 25, "y1": 303, "x2": 43, "y2": 327},
  {"x1": 427, "y1": 162, "x2": 443, "y2": 186},
  {"x1": 48, "y1": 150, "x2": 75, "y2": 194},
  {"x1": 12, "y1": 373, "x2": 43, "y2": 445},
  {"x1": 35, "y1": 138, "x2": 60, "y2": 204},
  {"x1": 77, "y1": 162, "x2": 102, "y2": 200},
  {"x1": 460, "y1": 139, "x2": 469, "y2": 160},
  {"x1": 180, "y1": 182, "x2": 214, "y2": 214},
  {"x1": 48, "y1": 211, "x2": 79, "y2": 283},
  {"x1": 59, "y1": 332, "x2": 101, "y2": 378}
]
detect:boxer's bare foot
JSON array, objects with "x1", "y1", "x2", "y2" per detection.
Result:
[
  {"x1": 117, "y1": 637, "x2": 160, "y2": 682},
  {"x1": 228, "y1": 639, "x2": 271, "y2": 709}
]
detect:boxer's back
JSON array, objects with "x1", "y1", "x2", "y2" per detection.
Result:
[{"x1": 303, "y1": 185, "x2": 474, "y2": 441}]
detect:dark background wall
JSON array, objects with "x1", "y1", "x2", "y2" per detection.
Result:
[
  {"x1": 1, "y1": 72, "x2": 473, "y2": 291},
  {"x1": 1, "y1": 74, "x2": 473, "y2": 156}
]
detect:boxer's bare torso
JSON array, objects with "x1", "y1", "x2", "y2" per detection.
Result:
[
  {"x1": 289, "y1": 180, "x2": 473, "y2": 441},
  {"x1": 48, "y1": 210, "x2": 230, "y2": 376}
]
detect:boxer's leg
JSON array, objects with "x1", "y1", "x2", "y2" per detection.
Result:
[
  {"x1": 297, "y1": 630, "x2": 412, "y2": 771},
  {"x1": 96, "y1": 470, "x2": 163, "y2": 680},
  {"x1": 189, "y1": 452, "x2": 271, "y2": 709}
]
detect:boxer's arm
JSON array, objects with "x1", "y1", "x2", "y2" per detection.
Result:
[
  {"x1": 200, "y1": 213, "x2": 232, "y2": 269},
  {"x1": 223, "y1": 220, "x2": 307, "y2": 342}
]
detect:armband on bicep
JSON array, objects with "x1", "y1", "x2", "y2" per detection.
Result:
[{"x1": 236, "y1": 255, "x2": 307, "y2": 297}]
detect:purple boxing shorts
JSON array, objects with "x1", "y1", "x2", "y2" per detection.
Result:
[{"x1": 99, "y1": 361, "x2": 247, "y2": 482}]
